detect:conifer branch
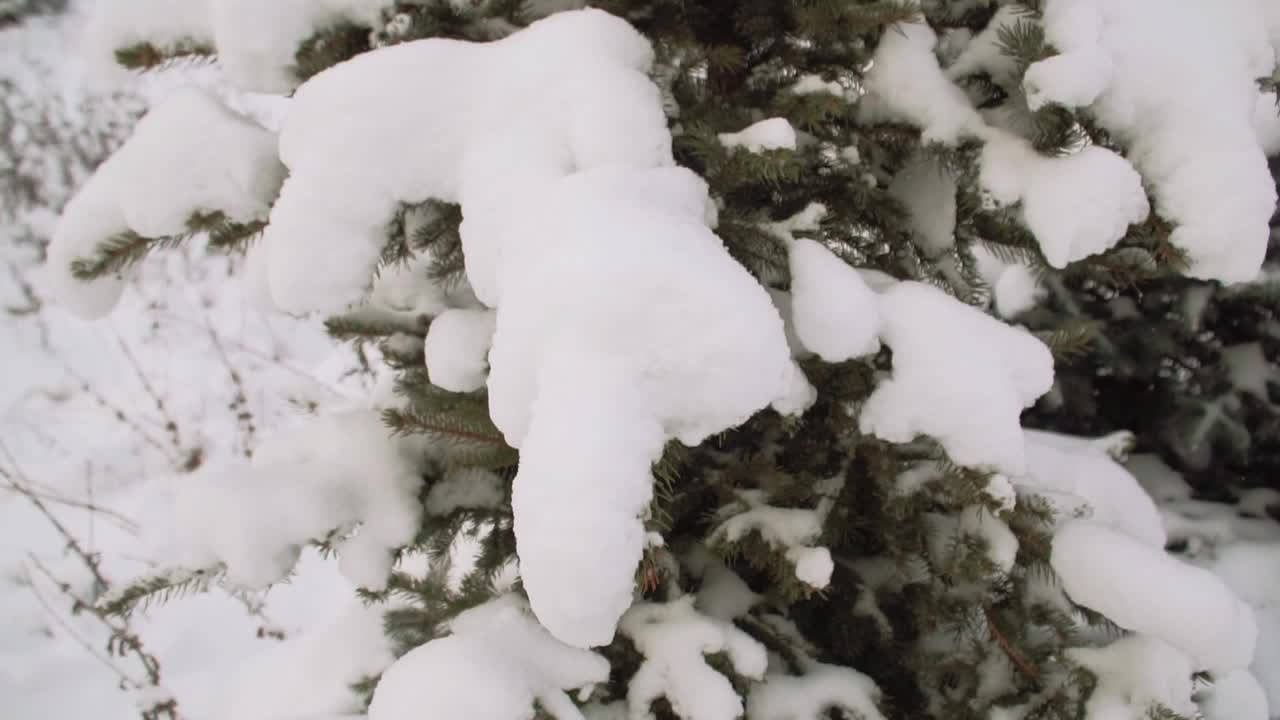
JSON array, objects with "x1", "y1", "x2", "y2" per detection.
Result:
[
  {"x1": 96, "y1": 566, "x2": 224, "y2": 618},
  {"x1": 984, "y1": 604, "x2": 1039, "y2": 679},
  {"x1": 114, "y1": 40, "x2": 215, "y2": 72}
]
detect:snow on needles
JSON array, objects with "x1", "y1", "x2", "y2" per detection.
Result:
[
  {"x1": 260, "y1": 9, "x2": 669, "y2": 315},
  {"x1": 492, "y1": 166, "x2": 810, "y2": 647},
  {"x1": 87, "y1": 0, "x2": 388, "y2": 92},
  {"x1": 47, "y1": 86, "x2": 283, "y2": 319},
  {"x1": 367, "y1": 595, "x2": 609, "y2": 720},
  {"x1": 174, "y1": 410, "x2": 431, "y2": 590},
  {"x1": 1052, "y1": 521, "x2": 1258, "y2": 673},
  {"x1": 256, "y1": 10, "x2": 809, "y2": 647},
  {"x1": 1029, "y1": 0, "x2": 1278, "y2": 282},
  {"x1": 881, "y1": 3, "x2": 1280, "y2": 284},
  {"x1": 859, "y1": 282, "x2": 1053, "y2": 475}
]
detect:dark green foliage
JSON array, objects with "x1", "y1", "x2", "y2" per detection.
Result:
[
  {"x1": 295, "y1": 22, "x2": 372, "y2": 83},
  {"x1": 68, "y1": 211, "x2": 265, "y2": 280},
  {"x1": 114, "y1": 40, "x2": 216, "y2": 72},
  {"x1": 97, "y1": 565, "x2": 225, "y2": 618}
]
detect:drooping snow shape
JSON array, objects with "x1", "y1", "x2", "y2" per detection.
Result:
[
  {"x1": 424, "y1": 308, "x2": 496, "y2": 392},
  {"x1": 861, "y1": 19, "x2": 1150, "y2": 269},
  {"x1": 860, "y1": 282, "x2": 1054, "y2": 475},
  {"x1": 718, "y1": 117, "x2": 798, "y2": 152},
  {"x1": 860, "y1": 21, "x2": 985, "y2": 144},
  {"x1": 47, "y1": 86, "x2": 284, "y2": 319},
  {"x1": 173, "y1": 410, "x2": 429, "y2": 590},
  {"x1": 787, "y1": 238, "x2": 881, "y2": 362},
  {"x1": 1067, "y1": 635, "x2": 1198, "y2": 719},
  {"x1": 490, "y1": 166, "x2": 808, "y2": 647},
  {"x1": 747, "y1": 663, "x2": 887, "y2": 720},
  {"x1": 261, "y1": 9, "x2": 671, "y2": 314},
  {"x1": 367, "y1": 595, "x2": 609, "y2": 720},
  {"x1": 959, "y1": 506, "x2": 1018, "y2": 576},
  {"x1": 709, "y1": 489, "x2": 834, "y2": 590},
  {"x1": 1029, "y1": 0, "x2": 1278, "y2": 282},
  {"x1": 1210, "y1": 542, "x2": 1280, "y2": 712},
  {"x1": 87, "y1": 0, "x2": 388, "y2": 93},
  {"x1": 1052, "y1": 521, "x2": 1257, "y2": 671},
  {"x1": 619, "y1": 597, "x2": 767, "y2": 720},
  {"x1": 1020, "y1": 429, "x2": 1166, "y2": 548},
  {"x1": 969, "y1": 244, "x2": 1044, "y2": 319},
  {"x1": 978, "y1": 135, "x2": 1150, "y2": 269}
]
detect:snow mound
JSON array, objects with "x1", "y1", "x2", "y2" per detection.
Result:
[
  {"x1": 254, "y1": 10, "x2": 809, "y2": 648},
  {"x1": 748, "y1": 663, "x2": 886, "y2": 720},
  {"x1": 788, "y1": 237, "x2": 881, "y2": 362},
  {"x1": 1020, "y1": 430, "x2": 1166, "y2": 548},
  {"x1": 718, "y1": 118, "x2": 797, "y2": 152},
  {"x1": 367, "y1": 595, "x2": 609, "y2": 720},
  {"x1": 48, "y1": 86, "x2": 283, "y2": 319},
  {"x1": 491, "y1": 164, "x2": 808, "y2": 648},
  {"x1": 259, "y1": 8, "x2": 669, "y2": 314},
  {"x1": 619, "y1": 597, "x2": 767, "y2": 720},
  {"x1": 1052, "y1": 521, "x2": 1257, "y2": 671},
  {"x1": 859, "y1": 281, "x2": 1054, "y2": 475},
  {"x1": 1067, "y1": 635, "x2": 1198, "y2": 719},
  {"x1": 424, "y1": 308, "x2": 496, "y2": 393},
  {"x1": 1029, "y1": 0, "x2": 1278, "y2": 282},
  {"x1": 173, "y1": 410, "x2": 430, "y2": 590}
]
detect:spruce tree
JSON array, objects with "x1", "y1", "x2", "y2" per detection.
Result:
[
  {"x1": 49, "y1": 1, "x2": 1279, "y2": 719},
  {"x1": 1024, "y1": 157, "x2": 1280, "y2": 502}
]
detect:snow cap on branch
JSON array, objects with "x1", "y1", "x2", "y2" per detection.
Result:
[{"x1": 47, "y1": 86, "x2": 283, "y2": 319}]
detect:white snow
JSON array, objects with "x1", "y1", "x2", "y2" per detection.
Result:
[
  {"x1": 791, "y1": 74, "x2": 861, "y2": 101},
  {"x1": 860, "y1": 22, "x2": 985, "y2": 145},
  {"x1": 1029, "y1": 0, "x2": 1278, "y2": 282},
  {"x1": 173, "y1": 410, "x2": 430, "y2": 591},
  {"x1": 710, "y1": 489, "x2": 834, "y2": 590},
  {"x1": 717, "y1": 118, "x2": 797, "y2": 153},
  {"x1": 1021, "y1": 430, "x2": 1166, "y2": 548},
  {"x1": 787, "y1": 237, "x2": 881, "y2": 362},
  {"x1": 1052, "y1": 521, "x2": 1257, "y2": 671},
  {"x1": 787, "y1": 546, "x2": 834, "y2": 589},
  {"x1": 424, "y1": 307, "x2": 496, "y2": 393},
  {"x1": 619, "y1": 596, "x2": 767, "y2": 720},
  {"x1": 960, "y1": 505, "x2": 1018, "y2": 576},
  {"x1": 1198, "y1": 669, "x2": 1270, "y2": 720},
  {"x1": 1067, "y1": 635, "x2": 1198, "y2": 719},
  {"x1": 860, "y1": 281, "x2": 1054, "y2": 475},
  {"x1": 87, "y1": 0, "x2": 389, "y2": 93},
  {"x1": 368, "y1": 595, "x2": 609, "y2": 720},
  {"x1": 686, "y1": 549, "x2": 761, "y2": 621},
  {"x1": 970, "y1": 243, "x2": 1045, "y2": 319},
  {"x1": 47, "y1": 85, "x2": 284, "y2": 319},
  {"x1": 747, "y1": 663, "x2": 886, "y2": 720},
  {"x1": 978, "y1": 136, "x2": 1150, "y2": 270},
  {"x1": 259, "y1": 9, "x2": 670, "y2": 314},
  {"x1": 244, "y1": 12, "x2": 812, "y2": 647},
  {"x1": 491, "y1": 165, "x2": 808, "y2": 647},
  {"x1": 1210, "y1": 542, "x2": 1280, "y2": 712},
  {"x1": 865, "y1": 18, "x2": 1151, "y2": 272}
]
